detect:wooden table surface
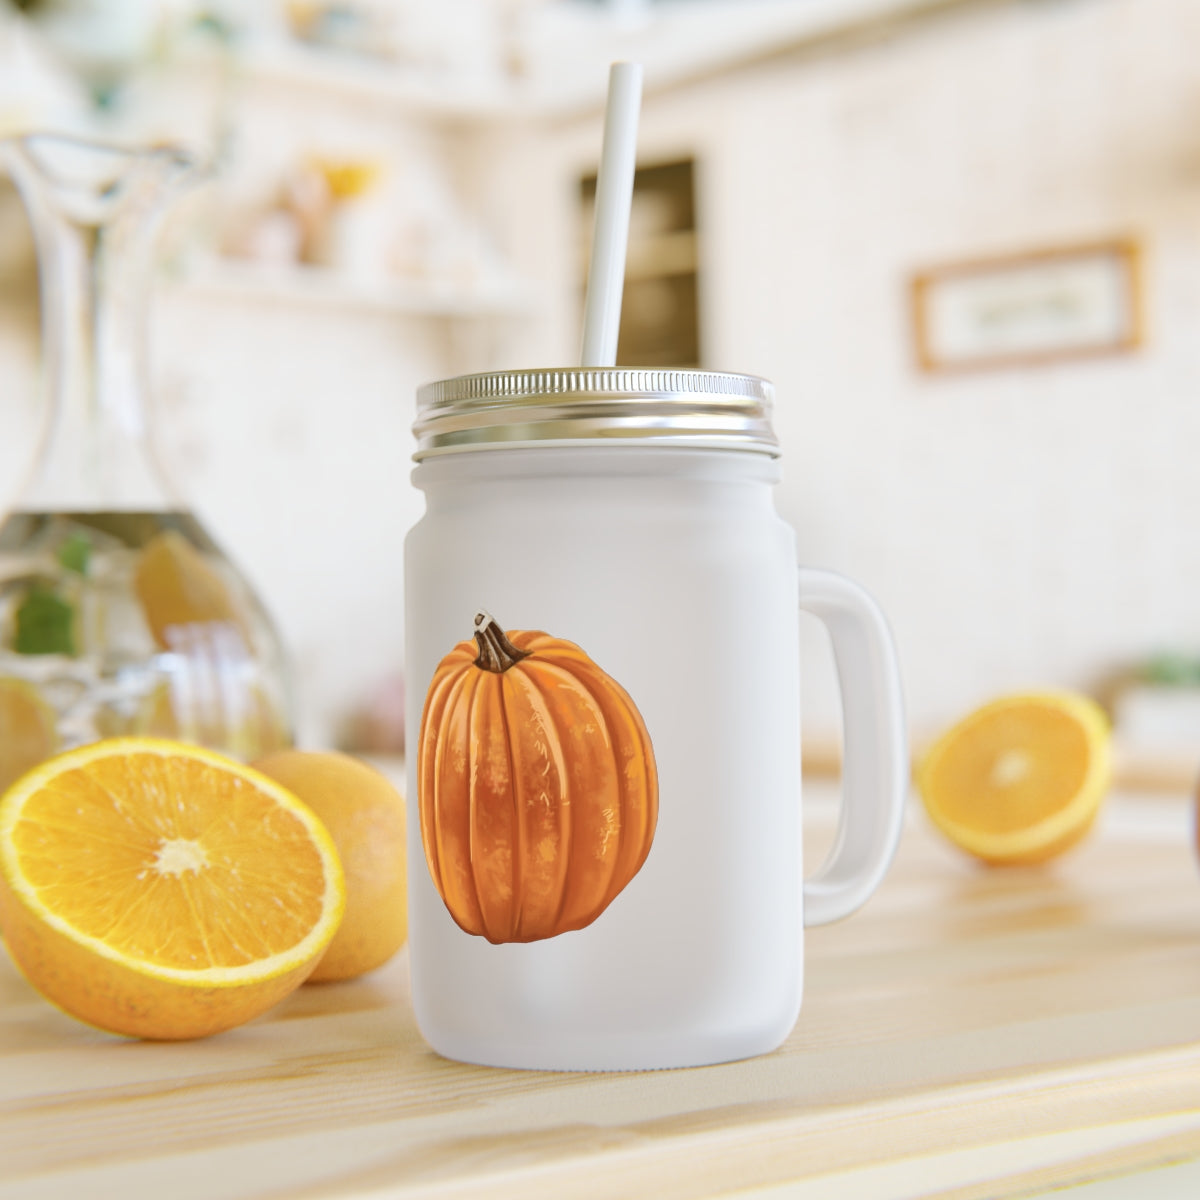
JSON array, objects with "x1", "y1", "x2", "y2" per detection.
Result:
[{"x1": 3, "y1": 785, "x2": 1200, "y2": 1200}]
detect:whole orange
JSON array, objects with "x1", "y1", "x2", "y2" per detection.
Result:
[{"x1": 254, "y1": 751, "x2": 407, "y2": 982}]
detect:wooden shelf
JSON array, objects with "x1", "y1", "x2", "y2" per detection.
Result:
[
  {"x1": 177, "y1": 0, "x2": 974, "y2": 121},
  {"x1": 515, "y1": 0, "x2": 981, "y2": 114},
  {"x1": 188, "y1": 41, "x2": 520, "y2": 121},
  {"x1": 174, "y1": 261, "x2": 538, "y2": 320}
]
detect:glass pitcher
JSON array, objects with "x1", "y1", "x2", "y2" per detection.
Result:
[{"x1": 0, "y1": 134, "x2": 291, "y2": 791}]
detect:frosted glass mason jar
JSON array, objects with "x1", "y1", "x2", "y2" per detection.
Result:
[{"x1": 405, "y1": 369, "x2": 906, "y2": 1071}]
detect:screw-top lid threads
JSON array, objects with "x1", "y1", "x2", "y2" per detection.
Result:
[{"x1": 413, "y1": 368, "x2": 779, "y2": 460}]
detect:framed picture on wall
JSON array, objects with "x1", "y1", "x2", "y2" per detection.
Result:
[{"x1": 910, "y1": 239, "x2": 1143, "y2": 372}]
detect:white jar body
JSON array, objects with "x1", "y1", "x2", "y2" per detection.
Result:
[{"x1": 404, "y1": 447, "x2": 802, "y2": 1070}]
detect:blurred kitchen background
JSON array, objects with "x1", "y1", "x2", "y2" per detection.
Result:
[{"x1": 1, "y1": 0, "x2": 1196, "y2": 781}]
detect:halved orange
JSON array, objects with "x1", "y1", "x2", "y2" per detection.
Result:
[
  {"x1": 0, "y1": 738, "x2": 344, "y2": 1039},
  {"x1": 918, "y1": 692, "x2": 1111, "y2": 865}
]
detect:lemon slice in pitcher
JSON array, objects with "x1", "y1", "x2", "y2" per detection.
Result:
[{"x1": 0, "y1": 677, "x2": 58, "y2": 794}]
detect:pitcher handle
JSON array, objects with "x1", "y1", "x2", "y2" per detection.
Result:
[{"x1": 798, "y1": 567, "x2": 908, "y2": 926}]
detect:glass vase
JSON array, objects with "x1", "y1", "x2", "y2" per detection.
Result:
[{"x1": 0, "y1": 133, "x2": 292, "y2": 791}]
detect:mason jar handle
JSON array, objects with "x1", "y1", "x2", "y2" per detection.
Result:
[{"x1": 798, "y1": 567, "x2": 907, "y2": 926}]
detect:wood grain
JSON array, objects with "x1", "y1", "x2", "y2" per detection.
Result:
[{"x1": 2, "y1": 787, "x2": 1199, "y2": 1200}]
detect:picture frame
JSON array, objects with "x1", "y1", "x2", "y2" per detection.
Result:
[{"x1": 910, "y1": 238, "x2": 1143, "y2": 373}]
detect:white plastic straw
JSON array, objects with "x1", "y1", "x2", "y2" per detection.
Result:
[{"x1": 580, "y1": 61, "x2": 643, "y2": 367}]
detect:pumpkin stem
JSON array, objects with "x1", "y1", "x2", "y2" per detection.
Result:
[{"x1": 473, "y1": 612, "x2": 530, "y2": 673}]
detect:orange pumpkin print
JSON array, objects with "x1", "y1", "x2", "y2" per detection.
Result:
[{"x1": 418, "y1": 612, "x2": 658, "y2": 944}]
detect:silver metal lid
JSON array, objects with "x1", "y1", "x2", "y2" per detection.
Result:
[{"x1": 413, "y1": 368, "x2": 779, "y2": 460}]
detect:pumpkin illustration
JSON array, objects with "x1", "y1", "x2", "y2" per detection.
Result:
[{"x1": 418, "y1": 612, "x2": 658, "y2": 944}]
